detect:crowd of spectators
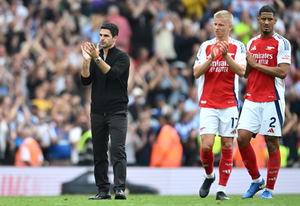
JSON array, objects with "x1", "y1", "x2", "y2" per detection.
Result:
[{"x1": 0, "y1": 0, "x2": 299, "y2": 167}]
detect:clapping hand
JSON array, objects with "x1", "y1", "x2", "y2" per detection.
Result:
[
  {"x1": 246, "y1": 50, "x2": 257, "y2": 68},
  {"x1": 81, "y1": 42, "x2": 100, "y2": 61},
  {"x1": 210, "y1": 41, "x2": 219, "y2": 60},
  {"x1": 219, "y1": 41, "x2": 230, "y2": 57}
]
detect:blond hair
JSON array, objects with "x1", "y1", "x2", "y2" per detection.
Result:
[{"x1": 214, "y1": 10, "x2": 233, "y2": 25}]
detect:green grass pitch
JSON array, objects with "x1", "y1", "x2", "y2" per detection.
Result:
[{"x1": 0, "y1": 195, "x2": 299, "y2": 206}]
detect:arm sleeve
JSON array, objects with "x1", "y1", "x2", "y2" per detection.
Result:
[
  {"x1": 193, "y1": 43, "x2": 207, "y2": 68},
  {"x1": 234, "y1": 41, "x2": 247, "y2": 66},
  {"x1": 277, "y1": 38, "x2": 291, "y2": 65},
  {"x1": 105, "y1": 53, "x2": 130, "y2": 79},
  {"x1": 81, "y1": 61, "x2": 94, "y2": 86}
]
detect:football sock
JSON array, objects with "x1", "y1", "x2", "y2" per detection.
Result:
[
  {"x1": 266, "y1": 150, "x2": 281, "y2": 190},
  {"x1": 238, "y1": 143, "x2": 260, "y2": 180},
  {"x1": 217, "y1": 185, "x2": 226, "y2": 193},
  {"x1": 206, "y1": 172, "x2": 215, "y2": 179},
  {"x1": 219, "y1": 149, "x2": 233, "y2": 186},
  {"x1": 253, "y1": 176, "x2": 263, "y2": 183},
  {"x1": 266, "y1": 188, "x2": 274, "y2": 194},
  {"x1": 200, "y1": 147, "x2": 214, "y2": 176}
]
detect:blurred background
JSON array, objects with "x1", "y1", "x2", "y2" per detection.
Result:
[{"x1": 0, "y1": 0, "x2": 299, "y2": 173}]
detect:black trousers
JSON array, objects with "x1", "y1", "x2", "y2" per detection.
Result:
[{"x1": 90, "y1": 111, "x2": 127, "y2": 192}]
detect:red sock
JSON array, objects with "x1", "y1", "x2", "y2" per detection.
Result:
[
  {"x1": 200, "y1": 148, "x2": 214, "y2": 175},
  {"x1": 238, "y1": 144, "x2": 260, "y2": 180},
  {"x1": 266, "y1": 150, "x2": 281, "y2": 190},
  {"x1": 219, "y1": 149, "x2": 233, "y2": 186}
]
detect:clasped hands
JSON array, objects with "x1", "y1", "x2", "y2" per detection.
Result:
[
  {"x1": 81, "y1": 42, "x2": 100, "y2": 61},
  {"x1": 210, "y1": 40, "x2": 230, "y2": 60}
]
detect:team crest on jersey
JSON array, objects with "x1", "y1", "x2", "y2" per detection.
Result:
[
  {"x1": 250, "y1": 46, "x2": 256, "y2": 51},
  {"x1": 266, "y1": 46, "x2": 275, "y2": 50}
]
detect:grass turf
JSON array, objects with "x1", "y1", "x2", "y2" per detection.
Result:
[{"x1": 0, "y1": 194, "x2": 299, "y2": 206}]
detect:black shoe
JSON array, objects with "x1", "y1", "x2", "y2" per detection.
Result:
[
  {"x1": 115, "y1": 189, "x2": 126, "y2": 200},
  {"x1": 88, "y1": 191, "x2": 112, "y2": 200},
  {"x1": 216, "y1": 191, "x2": 230, "y2": 200},
  {"x1": 199, "y1": 175, "x2": 215, "y2": 198}
]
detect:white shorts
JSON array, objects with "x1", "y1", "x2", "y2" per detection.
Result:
[
  {"x1": 199, "y1": 107, "x2": 239, "y2": 137},
  {"x1": 237, "y1": 99, "x2": 285, "y2": 136}
]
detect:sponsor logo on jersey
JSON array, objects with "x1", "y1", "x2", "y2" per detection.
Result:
[
  {"x1": 201, "y1": 101, "x2": 206, "y2": 104},
  {"x1": 209, "y1": 60, "x2": 229, "y2": 72},
  {"x1": 252, "y1": 53, "x2": 273, "y2": 59},
  {"x1": 268, "y1": 128, "x2": 275, "y2": 133},
  {"x1": 282, "y1": 55, "x2": 291, "y2": 60},
  {"x1": 250, "y1": 46, "x2": 256, "y2": 51},
  {"x1": 211, "y1": 60, "x2": 228, "y2": 67},
  {"x1": 231, "y1": 129, "x2": 236, "y2": 134},
  {"x1": 258, "y1": 59, "x2": 269, "y2": 65},
  {"x1": 266, "y1": 46, "x2": 275, "y2": 50},
  {"x1": 209, "y1": 67, "x2": 229, "y2": 72},
  {"x1": 200, "y1": 127, "x2": 206, "y2": 131}
]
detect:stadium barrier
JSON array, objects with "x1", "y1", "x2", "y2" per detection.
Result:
[{"x1": 0, "y1": 167, "x2": 299, "y2": 196}]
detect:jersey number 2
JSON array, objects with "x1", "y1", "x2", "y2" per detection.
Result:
[{"x1": 269, "y1": 117, "x2": 276, "y2": 128}]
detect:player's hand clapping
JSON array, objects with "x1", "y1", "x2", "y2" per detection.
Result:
[
  {"x1": 210, "y1": 41, "x2": 219, "y2": 60},
  {"x1": 246, "y1": 50, "x2": 258, "y2": 68},
  {"x1": 219, "y1": 41, "x2": 230, "y2": 57}
]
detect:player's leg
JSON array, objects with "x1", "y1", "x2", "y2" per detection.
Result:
[
  {"x1": 237, "y1": 100, "x2": 265, "y2": 198},
  {"x1": 215, "y1": 137, "x2": 233, "y2": 200},
  {"x1": 259, "y1": 135, "x2": 280, "y2": 199},
  {"x1": 216, "y1": 106, "x2": 238, "y2": 200},
  {"x1": 259, "y1": 100, "x2": 284, "y2": 199},
  {"x1": 199, "y1": 108, "x2": 218, "y2": 198},
  {"x1": 199, "y1": 133, "x2": 216, "y2": 198}
]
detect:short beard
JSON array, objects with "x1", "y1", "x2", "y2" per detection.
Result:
[{"x1": 263, "y1": 30, "x2": 270, "y2": 34}]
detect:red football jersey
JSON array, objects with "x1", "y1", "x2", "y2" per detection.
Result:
[
  {"x1": 246, "y1": 34, "x2": 291, "y2": 102},
  {"x1": 194, "y1": 38, "x2": 246, "y2": 109}
]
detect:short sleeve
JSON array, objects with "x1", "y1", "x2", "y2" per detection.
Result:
[
  {"x1": 234, "y1": 41, "x2": 247, "y2": 66},
  {"x1": 193, "y1": 43, "x2": 208, "y2": 68},
  {"x1": 277, "y1": 38, "x2": 291, "y2": 65}
]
